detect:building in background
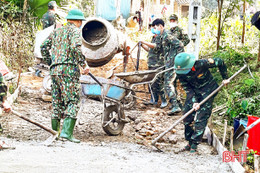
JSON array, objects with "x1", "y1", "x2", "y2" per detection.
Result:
[{"x1": 94, "y1": 0, "x2": 191, "y2": 30}]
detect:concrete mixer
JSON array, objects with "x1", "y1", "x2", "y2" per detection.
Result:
[{"x1": 81, "y1": 17, "x2": 126, "y2": 67}]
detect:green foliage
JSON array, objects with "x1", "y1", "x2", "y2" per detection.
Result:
[
  {"x1": 0, "y1": 1, "x2": 36, "y2": 71},
  {"x1": 246, "y1": 149, "x2": 258, "y2": 170},
  {"x1": 4, "y1": 0, "x2": 62, "y2": 19},
  {"x1": 208, "y1": 46, "x2": 260, "y2": 124},
  {"x1": 200, "y1": 14, "x2": 259, "y2": 55}
]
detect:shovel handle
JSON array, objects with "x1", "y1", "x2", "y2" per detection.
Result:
[
  {"x1": 12, "y1": 110, "x2": 57, "y2": 135},
  {"x1": 88, "y1": 72, "x2": 103, "y2": 87},
  {"x1": 151, "y1": 64, "x2": 248, "y2": 146}
]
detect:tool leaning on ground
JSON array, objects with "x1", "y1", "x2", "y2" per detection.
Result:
[
  {"x1": 236, "y1": 118, "x2": 260, "y2": 139},
  {"x1": 151, "y1": 64, "x2": 248, "y2": 151},
  {"x1": 11, "y1": 110, "x2": 58, "y2": 145}
]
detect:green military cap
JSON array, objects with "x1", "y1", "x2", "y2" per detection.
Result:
[
  {"x1": 48, "y1": 1, "x2": 57, "y2": 9},
  {"x1": 169, "y1": 14, "x2": 178, "y2": 21},
  {"x1": 174, "y1": 52, "x2": 196, "y2": 74},
  {"x1": 66, "y1": 9, "x2": 85, "y2": 20}
]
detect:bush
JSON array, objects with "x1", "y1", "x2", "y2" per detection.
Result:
[{"x1": 0, "y1": 1, "x2": 36, "y2": 72}]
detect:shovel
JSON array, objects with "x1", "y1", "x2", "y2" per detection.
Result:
[
  {"x1": 151, "y1": 64, "x2": 248, "y2": 151},
  {"x1": 106, "y1": 62, "x2": 122, "y2": 79},
  {"x1": 236, "y1": 118, "x2": 260, "y2": 139},
  {"x1": 11, "y1": 110, "x2": 58, "y2": 146}
]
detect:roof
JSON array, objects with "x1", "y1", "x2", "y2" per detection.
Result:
[{"x1": 176, "y1": 0, "x2": 190, "y2": 5}]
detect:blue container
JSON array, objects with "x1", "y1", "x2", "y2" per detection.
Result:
[
  {"x1": 233, "y1": 118, "x2": 248, "y2": 133},
  {"x1": 234, "y1": 118, "x2": 240, "y2": 133}
]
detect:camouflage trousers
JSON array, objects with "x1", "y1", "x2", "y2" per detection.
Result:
[
  {"x1": 149, "y1": 66, "x2": 166, "y2": 101},
  {"x1": 183, "y1": 95, "x2": 215, "y2": 145},
  {"x1": 51, "y1": 75, "x2": 81, "y2": 119},
  {"x1": 163, "y1": 69, "x2": 179, "y2": 106}
]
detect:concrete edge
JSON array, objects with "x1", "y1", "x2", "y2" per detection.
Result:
[{"x1": 210, "y1": 127, "x2": 245, "y2": 173}]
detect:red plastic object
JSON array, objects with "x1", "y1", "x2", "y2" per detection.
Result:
[
  {"x1": 247, "y1": 115, "x2": 260, "y2": 155},
  {"x1": 0, "y1": 60, "x2": 9, "y2": 76}
]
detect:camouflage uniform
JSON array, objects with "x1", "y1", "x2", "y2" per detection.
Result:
[
  {"x1": 41, "y1": 10, "x2": 56, "y2": 29},
  {"x1": 170, "y1": 26, "x2": 190, "y2": 47},
  {"x1": 155, "y1": 30, "x2": 184, "y2": 110},
  {"x1": 40, "y1": 22, "x2": 87, "y2": 119},
  {"x1": 147, "y1": 34, "x2": 166, "y2": 103},
  {"x1": 177, "y1": 58, "x2": 228, "y2": 147}
]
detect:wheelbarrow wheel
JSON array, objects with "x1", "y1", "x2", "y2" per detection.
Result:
[
  {"x1": 124, "y1": 91, "x2": 136, "y2": 110},
  {"x1": 102, "y1": 105, "x2": 125, "y2": 136}
]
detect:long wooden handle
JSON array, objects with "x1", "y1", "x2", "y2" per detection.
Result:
[
  {"x1": 88, "y1": 72, "x2": 103, "y2": 87},
  {"x1": 12, "y1": 110, "x2": 57, "y2": 135},
  {"x1": 151, "y1": 64, "x2": 248, "y2": 146}
]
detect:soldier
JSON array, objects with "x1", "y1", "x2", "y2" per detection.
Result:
[
  {"x1": 169, "y1": 14, "x2": 190, "y2": 47},
  {"x1": 140, "y1": 25, "x2": 167, "y2": 108},
  {"x1": 40, "y1": 9, "x2": 89, "y2": 143},
  {"x1": 152, "y1": 18, "x2": 184, "y2": 115},
  {"x1": 41, "y1": 1, "x2": 57, "y2": 29},
  {"x1": 174, "y1": 52, "x2": 230, "y2": 153},
  {"x1": 0, "y1": 72, "x2": 11, "y2": 131}
]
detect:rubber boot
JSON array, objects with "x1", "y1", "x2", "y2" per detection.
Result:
[
  {"x1": 190, "y1": 143, "x2": 198, "y2": 153},
  {"x1": 60, "y1": 117, "x2": 80, "y2": 143},
  {"x1": 167, "y1": 98, "x2": 181, "y2": 115},
  {"x1": 160, "y1": 95, "x2": 168, "y2": 108},
  {"x1": 51, "y1": 118, "x2": 60, "y2": 132}
]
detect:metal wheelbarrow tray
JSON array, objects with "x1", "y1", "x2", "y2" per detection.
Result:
[
  {"x1": 114, "y1": 69, "x2": 158, "y2": 84},
  {"x1": 80, "y1": 75, "x2": 127, "y2": 101}
]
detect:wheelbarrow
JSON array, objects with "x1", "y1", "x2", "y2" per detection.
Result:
[
  {"x1": 114, "y1": 66, "x2": 175, "y2": 106},
  {"x1": 80, "y1": 73, "x2": 132, "y2": 136}
]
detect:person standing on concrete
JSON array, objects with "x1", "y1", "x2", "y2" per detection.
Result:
[
  {"x1": 169, "y1": 14, "x2": 190, "y2": 47},
  {"x1": 141, "y1": 25, "x2": 167, "y2": 108},
  {"x1": 41, "y1": 1, "x2": 57, "y2": 29},
  {"x1": 174, "y1": 52, "x2": 229, "y2": 153},
  {"x1": 40, "y1": 9, "x2": 89, "y2": 143}
]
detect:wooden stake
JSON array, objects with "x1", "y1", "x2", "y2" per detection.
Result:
[
  {"x1": 254, "y1": 154, "x2": 259, "y2": 173},
  {"x1": 242, "y1": 134, "x2": 249, "y2": 164},
  {"x1": 222, "y1": 119, "x2": 227, "y2": 146},
  {"x1": 230, "y1": 127, "x2": 234, "y2": 151},
  {"x1": 242, "y1": 134, "x2": 249, "y2": 151}
]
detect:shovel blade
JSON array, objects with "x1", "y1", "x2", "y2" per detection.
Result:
[{"x1": 42, "y1": 134, "x2": 59, "y2": 146}]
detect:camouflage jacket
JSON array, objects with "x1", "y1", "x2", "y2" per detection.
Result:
[
  {"x1": 0, "y1": 72, "x2": 7, "y2": 104},
  {"x1": 147, "y1": 34, "x2": 164, "y2": 68},
  {"x1": 42, "y1": 10, "x2": 56, "y2": 29},
  {"x1": 155, "y1": 30, "x2": 184, "y2": 67},
  {"x1": 40, "y1": 22, "x2": 87, "y2": 78},
  {"x1": 177, "y1": 58, "x2": 228, "y2": 100},
  {"x1": 170, "y1": 26, "x2": 190, "y2": 46}
]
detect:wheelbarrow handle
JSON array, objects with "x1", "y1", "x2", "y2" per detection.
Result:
[{"x1": 88, "y1": 72, "x2": 103, "y2": 87}]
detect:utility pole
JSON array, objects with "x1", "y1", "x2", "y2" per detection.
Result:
[{"x1": 187, "y1": 0, "x2": 202, "y2": 59}]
